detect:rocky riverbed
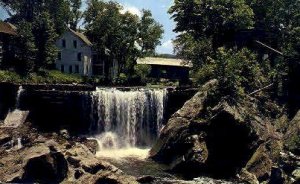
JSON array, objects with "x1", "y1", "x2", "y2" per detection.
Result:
[{"x1": 0, "y1": 121, "x2": 241, "y2": 184}]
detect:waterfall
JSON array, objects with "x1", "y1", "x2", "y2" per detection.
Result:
[
  {"x1": 16, "y1": 86, "x2": 24, "y2": 109},
  {"x1": 89, "y1": 88, "x2": 167, "y2": 152},
  {"x1": 2, "y1": 86, "x2": 29, "y2": 128}
]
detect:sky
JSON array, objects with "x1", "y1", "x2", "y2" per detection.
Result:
[{"x1": 0, "y1": 0, "x2": 176, "y2": 54}]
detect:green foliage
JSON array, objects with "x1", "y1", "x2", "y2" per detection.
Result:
[
  {"x1": 84, "y1": 1, "x2": 163, "y2": 79},
  {"x1": 69, "y1": 0, "x2": 82, "y2": 30},
  {"x1": 134, "y1": 64, "x2": 151, "y2": 83},
  {"x1": 42, "y1": 70, "x2": 82, "y2": 84},
  {"x1": 32, "y1": 11, "x2": 58, "y2": 70},
  {"x1": 0, "y1": 70, "x2": 22, "y2": 83},
  {"x1": 170, "y1": 0, "x2": 254, "y2": 45},
  {"x1": 195, "y1": 48, "x2": 270, "y2": 98},
  {"x1": 0, "y1": 70, "x2": 82, "y2": 84},
  {"x1": 113, "y1": 73, "x2": 128, "y2": 85},
  {"x1": 174, "y1": 33, "x2": 213, "y2": 70},
  {"x1": 138, "y1": 10, "x2": 164, "y2": 56},
  {"x1": 12, "y1": 21, "x2": 36, "y2": 75}
]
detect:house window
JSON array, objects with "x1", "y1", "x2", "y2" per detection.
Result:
[
  {"x1": 73, "y1": 40, "x2": 77, "y2": 48},
  {"x1": 57, "y1": 52, "x2": 62, "y2": 60},
  {"x1": 61, "y1": 65, "x2": 64, "y2": 72},
  {"x1": 77, "y1": 53, "x2": 82, "y2": 61},
  {"x1": 75, "y1": 65, "x2": 79, "y2": 73},
  {"x1": 69, "y1": 65, "x2": 73, "y2": 73},
  {"x1": 62, "y1": 39, "x2": 66, "y2": 48}
]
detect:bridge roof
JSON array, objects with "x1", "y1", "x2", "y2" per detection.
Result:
[{"x1": 137, "y1": 57, "x2": 192, "y2": 68}]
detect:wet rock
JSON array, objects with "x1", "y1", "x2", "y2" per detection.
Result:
[
  {"x1": 150, "y1": 80, "x2": 281, "y2": 180},
  {"x1": 79, "y1": 137, "x2": 98, "y2": 154},
  {"x1": 82, "y1": 160, "x2": 107, "y2": 174},
  {"x1": 244, "y1": 141, "x2": 282, "y2": 181},
  {"x1": 74, "y1": 169, "x2": 84, "y2": 179},
  {"x1": 0, "y1": 134, "x2": 11, "y2": 145},
  {"x1": 292, "y1": 169, "x2": 300, "y2": 180},
  {"x1": 238, "y1": 169, "x2": 259, "y2": 184},
  {"x1": 60, "y1": 129, "x2": 70, "y2": 139},
  {"x1": 67, "y1": 156, "x2": 81, "y2": 168},
  {"x1": 0, "y1": 143, "x2": 68, "y2": 183},
  {"x1": 137, "y1": 175, "x2": 156, "y2": 183},
  {"x1": 21, "y1": 144, "x2": 68, "y2": 183},
  {"x1": 269, "y1": 167, "x2": 285, "y2": 184},
  {"x1": 66, "y1": 143, "x2": 119, "y2": 174},
  {"x1": 78, "y1": 170, "x2": 139, "y2": 184}
]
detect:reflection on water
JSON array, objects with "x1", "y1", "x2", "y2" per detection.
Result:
[
  {"x1": 96, "y1": 148, "x2": 176, "y2": 179},
  {"x1": 96, "y1": 147, "x2": 150, "y2": 160}
]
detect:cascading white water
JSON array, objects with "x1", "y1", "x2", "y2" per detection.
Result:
[
  {"x1": 16, "y1": 86, "x2": 24, "y2": 109},
  {"x1": 2, "y1": 86, "x2": 29, "y2": 128},
  {"x1": 89, "y1": 88, "x2": 167, "y2": 158}
]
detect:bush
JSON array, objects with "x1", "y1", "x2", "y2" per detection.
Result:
[
  {"x1": 134, "y1": 64, "x2": 151, "y2": 83},
  {"x1": 0, "y1": 70, "x2": 83, "y2": 84},
  {"x1": 193, "y1": 47, "x2": 271, "y2": 99},
  {"x1": 0, "y1": 70, "x2": 22, "y2": 83},
  {"x1": 112, "y1": 73, "x2": 128, "y2": 85}
]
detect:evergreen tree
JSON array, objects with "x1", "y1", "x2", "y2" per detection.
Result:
[
  {"x1": 32, "y1": 12, "x2": 58, "y2": 70},
  {"x1": 14, "y1": 21, "x2": 37, "y2": 75}
]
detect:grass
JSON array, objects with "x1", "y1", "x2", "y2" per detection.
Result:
[{"x1": 0, "y1": 70, "x2": 83, "y2": 84}]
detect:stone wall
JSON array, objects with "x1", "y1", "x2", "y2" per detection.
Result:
[
  {"x1": 0, "y1": 83, "x2": 196, "y2": 135},
  {"x1": 0, "y1": 83, "x2": 18, "y2": 120}
]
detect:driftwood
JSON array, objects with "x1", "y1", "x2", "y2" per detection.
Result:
[
  {"x1": 255, "y1": 40, "x2": 284, "y2": 56},
  {"x1": 249, "y1": 83, "x2": 274, "y2": 96}
]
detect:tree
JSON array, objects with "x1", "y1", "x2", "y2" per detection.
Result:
[
  {"x1": 169, "y1": 0, "x2": 254, "y2": 48},
  {"x1": 138, "y1": 10, "x2": 164, "y2": 56},
  {"x1": 47, "y1": 0, "x2": 72, "y2": 35},
  {"x1": 32, "y1": 11, "x2": 58, "y2": 70},
  {"x1": 13, "y1": 21, "x2": 37, "y2": 75},
  {"x1": 69, "y1": 0, "x2": 82, "y2": 30},
  {"x1": 84, "y1": 0, "x2": 163, "y2": 80}
]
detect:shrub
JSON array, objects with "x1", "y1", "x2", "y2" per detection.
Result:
[
  {"x1": 134, "y1": 64, "x2": 151, "y2": 83},
  {"x1": 193, "y1": 47, "x2": 271, "y2": 99},
  {"x1": 0, "y1": 70, "x2": 22, "y2": 83}
]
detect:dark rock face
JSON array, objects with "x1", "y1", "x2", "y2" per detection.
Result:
[
  {"x1": 0, "y1": 83, "x2": 18, "y2": 119},
  {"x1": 150, "y1": 80, "x2": 281, "y2": 182},
  {"x1": 21, "y1": 145, "x2": 68, "y2": 183}
]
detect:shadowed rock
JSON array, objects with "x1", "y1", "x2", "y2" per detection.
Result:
[{"x1": 150, "y1": 80, "x2": 282, "y2": 182}]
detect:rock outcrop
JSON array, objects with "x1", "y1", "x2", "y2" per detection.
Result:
[
  {"x1": 284, "y1": 110, "x2": 300, "y2": 155},
  {"x1": 150, "y1": 80, "x2": 282, "y2": 182},
  {"x1": 0, "y1": 122, "x2": 138, "y2": 184}
]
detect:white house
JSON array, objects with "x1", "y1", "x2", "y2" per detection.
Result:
[{"x1": 55, "y1": 29, "x2": 93, "y2": 77}]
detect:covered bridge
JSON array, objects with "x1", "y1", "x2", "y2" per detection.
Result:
[{"x1": 137, "y1": 57, "x2": 192, "y2": 82}]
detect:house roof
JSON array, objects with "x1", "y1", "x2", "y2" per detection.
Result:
[
  {"x1": 69, "y1": 29, "x2": 92, "y2": 46},
  {"x1": 137, "y1": 57, "x2": 193, "y2": 68},
  {"x1": 0, "y1": 21, "x2": 17, "y2": 35}
]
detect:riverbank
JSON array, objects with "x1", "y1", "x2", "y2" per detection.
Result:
[{"x1": 0, "y1": 70, "x2": 84, "y2": 84}]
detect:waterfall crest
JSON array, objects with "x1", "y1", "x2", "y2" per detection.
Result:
[
  {"x1": 90, "y1": 88, "x2": 167, "y2": 151},
  {"x1": 2, "y1": 86, "x2": 29, "y2": 128}
]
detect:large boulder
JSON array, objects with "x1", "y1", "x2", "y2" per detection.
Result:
[
  {"x1": 284, "y1": 110, "x2": 300, "y2": 155},
  {"x1": 150, "y1": 80, "x2": 282, "y2": 181},
  {"x1": 77, "y1": 170, "x2": 139, "y2": 184},
  {"x1": 0, "y1": 142, "x2": 68, "y2": 183}
]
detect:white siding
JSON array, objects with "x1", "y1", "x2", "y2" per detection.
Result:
[{"x1": 55, "y1": 31, "x2": 92, "y2": 77}]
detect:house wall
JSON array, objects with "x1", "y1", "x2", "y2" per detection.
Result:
[{"x1": 55, "y1": 31, "x2": 92, "y2": 77}]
